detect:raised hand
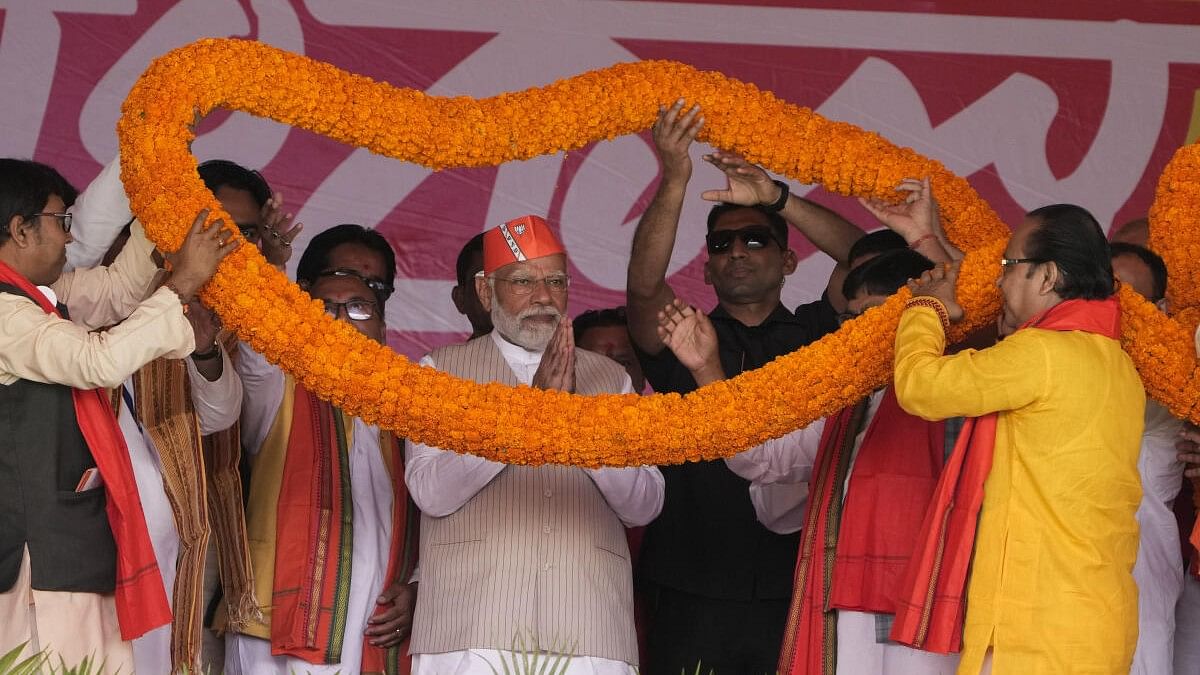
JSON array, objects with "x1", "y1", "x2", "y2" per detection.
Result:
[
  {"x1": 164, "y1": 209, "x2": 239, "y2": 303},
  {"x1": 657, "y1": 298, "x2": 725, "y2": 385},
  {"x1": 906, "y1": 260, "x2": 965, "y2": 323},
  {"x1": 651, "y1": 99, "x2": 703, "y2": 183},
  {"x1": 532, "y1": 317, "x2": 576, "y2": 393},
  {"x1": 699, "y1": 151, "x2": 781, "y2": 207},
  {"x1": 258, "y1": 191, "x2": 303, "y2": 267},
  {"x1": 859, "y1": 177, "x2": 938, "y2": 244}
]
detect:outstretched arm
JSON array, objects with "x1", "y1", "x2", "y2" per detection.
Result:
[{"x1": 627, "y1": 99, "x2": 703, "y2": 356}]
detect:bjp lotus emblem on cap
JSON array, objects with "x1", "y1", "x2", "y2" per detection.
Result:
[{"x1": 482, "y1": 215, "x2": 565, "y2": 274}]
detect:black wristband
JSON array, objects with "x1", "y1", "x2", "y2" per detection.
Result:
[
  {"x1": 191, "y1": 345, "x2": 221, "y2": 361},
  {"x1": 764, "y1": 179, "x2": 789, "y2": 212}
]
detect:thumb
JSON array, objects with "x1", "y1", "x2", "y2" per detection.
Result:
[{"x1": 700, "y1": 189, "x2": 733, "y2": 203}]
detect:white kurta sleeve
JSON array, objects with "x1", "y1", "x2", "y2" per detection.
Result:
[
  {"x1": 186, "y1": 345, "x2": 244, "y2": 435},
  {"x1": 53, "y1": 221, "x2": 161, "y2": 330},
  {"x1": 403, "y1": 354, "x2": 506, "y2": 518},
  {"x1": 236, "y1": 341, "x2": 286, "y2": 455},
  {"x1": 584, "y1": 374, "x2": 665, "y2": 527},
  {"x1": 65, "y1": 154, "x2": 132, "y2": 271},
  {"x1": 748, "y1": 482, "x2": 809, "y2": 534},
  {"x1": 724, "y1": 418, "x2": 826, "y2": 485}
]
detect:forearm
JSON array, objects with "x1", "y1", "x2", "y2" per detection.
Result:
[
  {"x1": 724, "y1": 421, "x2": 824, "y2": 484},
  {"x1": 188, "y1": 346, "x2": 243, "y2": 435},
  {"x1": 748, "y1": 482, "x2": 809, "y2": 534},
  {"x1": 0, "y1": 288, "x2": 193, "y2": 389},
  {"x1": 893, "y1": 306, "x2": 1045, "y2": 420},
  {"x1": 585, "y1": 465, "x2": 665, "y2": 527},
  {"x1": 779, "y1": 195, "x2": 864, "y2": 264},
  {"x1": 55, "y1": 221, "x2": 161, "y2": 329},
  {"x1": 908, "y1": 234, "x2": 953, "y2": 264},
  {"x1": 403, "y1": 439, "x2": 506, "y2": 517},
  {"x1": 627, "y1": 177, "x2": 686, "y2": 352}
]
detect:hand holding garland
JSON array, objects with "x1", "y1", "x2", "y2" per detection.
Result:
[
  {"x1": 906, "y1": 260, "x2": 966, "y2": 328},
  {"x1": 164, "y1": 209, "x2": 239, "y2": 303},
  {"x1": 860, "y1": 177, "x2": 961, "y2": 263}
]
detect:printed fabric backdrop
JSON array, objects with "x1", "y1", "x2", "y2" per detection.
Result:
[{"x1": 8, "y1": 0, "x2": 1200, "y2": 358}]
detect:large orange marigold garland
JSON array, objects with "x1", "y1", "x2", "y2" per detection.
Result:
[{"x1": 117, "y1": 38, "x2": 1200, "y2": 466}]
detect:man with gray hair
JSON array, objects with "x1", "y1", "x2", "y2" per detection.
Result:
[{"x1": 404, "y1": 214, "x2": 664, "y2": 675}]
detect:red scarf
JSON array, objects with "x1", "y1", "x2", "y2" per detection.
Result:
[
  {"x1": 777, "y1": 389, "x2": 945, "y2": 675},
  {"x1": 889, "y1": 297, "x2": 1122, "y2": 653},
  {"x1": 270, "y1": 384, "x2": 416, "y2": 674},
  {"x1": 0, "y1": 259, "x2": 170, "y2": 640}
]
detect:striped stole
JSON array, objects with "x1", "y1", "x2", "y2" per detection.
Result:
[{"x1": 131, "y1": 357, "x2": 209, "y2": 672}]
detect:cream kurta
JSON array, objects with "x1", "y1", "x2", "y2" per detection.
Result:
[
  {"x1": 894, "y1": 306, "x2": 1145, "y2": 675},
  {"x1": 0, "y1": 222, "x2": 193, "y2": 387}
]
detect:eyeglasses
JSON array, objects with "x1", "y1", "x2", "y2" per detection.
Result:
[
  {"x1": 319, "y1": 268, "x2": 394, "y2": 295},
  {"x1": 27, "y1": 212, "x2": 72, "y2": 233},
  {"x1": 490, "y1": 273, "x2": 571, "y2": 296},
  {"x1": 705, "y1": 225, "x2": 784, "y2": 255},
  {"x1": 237, "y1": 224, "x2": 259, "y2": 240},
  {"x1": 322, "y1": 299, "x2": 378, "y2": 321},
  {"x1": 1000, "y1": 257, "x2": 1043, "y2": 268}
]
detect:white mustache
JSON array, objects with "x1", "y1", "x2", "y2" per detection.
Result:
[{"x1": 518, "y1": 307, "x2": 561, "y2": 321}]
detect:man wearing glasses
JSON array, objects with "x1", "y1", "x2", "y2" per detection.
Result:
[
  {"x1": 624, "y1": 100, "x2": 868, "y2": 674},
  {"x1": 0, "y1": 158, "x2": 235, "y2": 673},
  {"x1": 224, "y1": 227, "x2": 416, "y2": 675},
  {"x1": 404, "y1": 215, "x2": 664, "y2": 675},
  {"x1": 892, "y1": 205, "x2": 1144, "y2": 674}
]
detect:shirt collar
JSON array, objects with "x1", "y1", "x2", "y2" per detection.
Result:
[
  {"x1": 708, "y1": 302, "x2": 801, "y2": 327},
  {"x1": 490, "y1": 329, "x2": 545, "y2": 368}
]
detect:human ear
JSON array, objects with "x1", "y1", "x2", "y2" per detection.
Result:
[
  {"x1": 475, "y1": 275, "x2": 493, "y2": 312},
  {"x1": 451, "y1": 284, "x2": 467, "y2": 314},
  {"x1": 781, "y1": 248, "x2": 798, "y2": 276},
  {"x1": 1039, "y1": 261, "x2": 1061, "y2": 296}
]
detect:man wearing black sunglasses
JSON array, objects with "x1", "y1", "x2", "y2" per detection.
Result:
[{"x1": 625, "y1": 100, "x2": 870, "y2": 675}]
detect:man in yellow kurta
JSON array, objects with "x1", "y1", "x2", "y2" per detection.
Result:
[{"x1": 888, "y1": 203, "x2": 1145, "y2": 674}]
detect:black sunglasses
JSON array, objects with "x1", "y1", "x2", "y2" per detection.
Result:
[{"x1": 705, "y1": 225, "x2": 784, "y2": 255}]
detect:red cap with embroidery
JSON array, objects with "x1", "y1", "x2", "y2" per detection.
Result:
[{"x1": 481, "y1": 215, "x2": 565, "y2": 274}]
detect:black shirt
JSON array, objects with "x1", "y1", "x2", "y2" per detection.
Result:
[{"x1": 635, "y1": 297, "x2": 839, "y2": 600}]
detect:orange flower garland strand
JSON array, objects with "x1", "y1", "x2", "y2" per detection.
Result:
[{"x1": 117, "y1": 38, "x2": 1200, "y2": 466}]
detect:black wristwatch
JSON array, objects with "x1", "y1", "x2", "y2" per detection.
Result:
[{"x1": 764, "y1": 179, "x2": 790, "y2": 212}]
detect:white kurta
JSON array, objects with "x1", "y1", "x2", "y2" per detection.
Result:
[
  {"x1": 1130, "y1": 401, "x2": 1186, "y2": 675},
  {"x1": 58, "y1": 151, "x2": 247, "y2": 674},
  {"x1": 405, "y1": 331, "x2": 664, "y2": 675},
  {"x1": 726, "y1": 390, "x2": 960, "y2": 675},
  {"x1": 126, "y1": 350, "x2": 243, "y2": 674},
  {"x1": 1174, "y1": 573, "x2": 1200, "y2": 674},
  {"x1": 225, "y1": 344, "x2": 395, "y2": 675}
]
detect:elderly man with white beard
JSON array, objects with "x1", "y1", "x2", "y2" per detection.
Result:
[{"x1": 404, "y1": 215, "x2": 665, "y2": 675}]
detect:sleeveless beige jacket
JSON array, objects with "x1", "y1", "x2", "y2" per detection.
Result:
[{"x1": 409, "y1": 335, "x2": 638, "y2": 664}]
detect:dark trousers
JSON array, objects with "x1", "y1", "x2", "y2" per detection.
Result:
[{"x1": 643, "y1": 583, "x2": 790, "y2": 675}]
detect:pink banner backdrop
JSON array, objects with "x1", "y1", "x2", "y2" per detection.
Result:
[{"x1": 8, "y1": 1, "x2": 1200, "y2": 358}]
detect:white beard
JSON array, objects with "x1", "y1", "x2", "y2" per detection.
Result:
[{"x1": 491, "y1": 302, "x2": 561, "y2": 351}]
